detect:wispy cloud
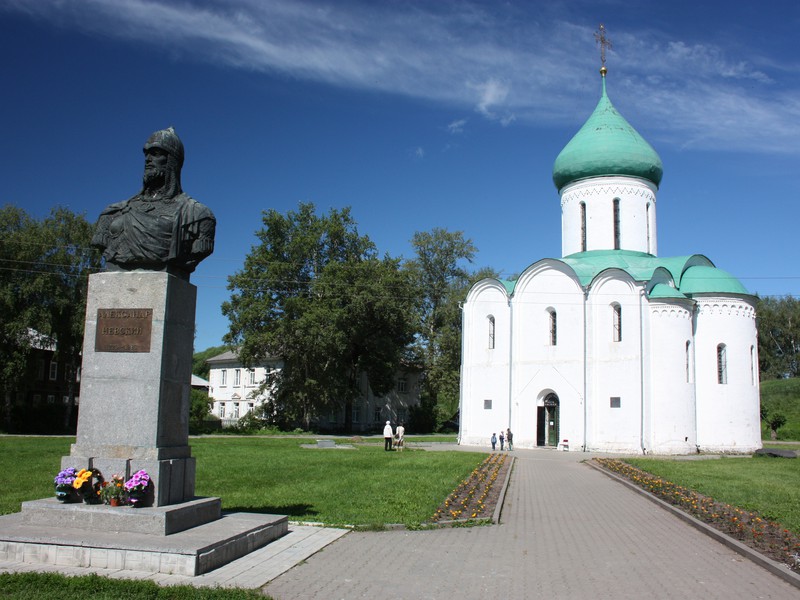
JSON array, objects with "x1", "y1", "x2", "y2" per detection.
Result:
[
  {"x1": 4, "y1": 0, "x2": 799, "y2": 154},
  {"x1": 447, "y1": 119, "x2": 467, "y2": 135}
]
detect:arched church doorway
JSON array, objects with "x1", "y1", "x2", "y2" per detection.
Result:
[{"x1": 537, "y1": 393, "x2": 560, "y2": 447}]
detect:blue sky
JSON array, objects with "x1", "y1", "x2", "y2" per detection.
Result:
[{"x1": 2, "y1": 0, "x2": 799, "y2": 352}]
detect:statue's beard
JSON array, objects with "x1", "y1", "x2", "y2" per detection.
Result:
[{"x1": 142, "y1": 166, "x2": 167, "y2": 196}]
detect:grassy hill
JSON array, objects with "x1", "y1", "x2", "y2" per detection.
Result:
[{"x1": 760, "y1": 378, "x2": 800, "y2": 441}]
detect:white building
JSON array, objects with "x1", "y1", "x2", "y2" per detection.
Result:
[
  {"x1": 459, "y1": 67, "x2": 761, "y2": 455},
  {"x1": 206, "y1": 349, "x2": 420, "y2": 431}
]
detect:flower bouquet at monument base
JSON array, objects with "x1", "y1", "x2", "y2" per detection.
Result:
[
  {"x1": 100, "y1": 474, "x2": 127, "y2": 506},
  {"x1": 124, "y1": 469, "x2": 153, "y2": 507},
  {"x1": 54, "y1": 467, "x2": 81, "y2": 503},
  {"x1": 73, "y1": 468, "x2": 104, "y2": 504}
]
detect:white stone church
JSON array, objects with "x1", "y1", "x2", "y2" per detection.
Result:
[{"x1": 459, "y1": 67, "x2": 761, "y2": 454}]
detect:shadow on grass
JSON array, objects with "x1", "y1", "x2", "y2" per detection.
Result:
[{"x1": 224, "y1": 503, "x2": 318, "y2": 518}]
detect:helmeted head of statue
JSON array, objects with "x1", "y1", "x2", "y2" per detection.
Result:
[
  {"x1": 142, "y1": 127, "x2": 183, "y2": 198},
  {"x1": 143, "y1": 126, "x2": 184, "y2": 170}
]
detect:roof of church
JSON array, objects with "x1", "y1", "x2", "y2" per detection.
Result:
[
  {"x1": 504, "y1": 250, "x2": 751, "y2": 299},
  {"x1": 552, "y1": 75, "x2": 663, "y2": 191}
]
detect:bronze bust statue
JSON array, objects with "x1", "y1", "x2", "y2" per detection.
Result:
[{"x1": 92, "y1": 127, "x2": 216, "y2": 280}]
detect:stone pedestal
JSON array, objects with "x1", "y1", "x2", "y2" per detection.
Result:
[
  {"x1": 0, "y1": 271, "x2": 288, "y2": 576},
  {"x1": 65, "y1": 271, "x2": 198, "y2": 507}
]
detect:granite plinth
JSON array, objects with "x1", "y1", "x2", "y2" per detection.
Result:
[
  {"x1": 68, "y1": 271, "x2": 198, "y2": 506},
  {"x1": 0, "y1": 510, "x2": 288, "y2": 576},
  {"x1": 20, "y1": 497, "x2": 221, "y2": 536}
]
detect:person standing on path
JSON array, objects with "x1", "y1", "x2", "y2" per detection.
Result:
[
  {"x1": 491, "y1": 433, "x2": 497, "y2": 451},
  {"x1": 383, "y1": 421, "x2": 394, "y2": 451},
  {"x1": 499, "y1": 431, "x2": 504, "y2": 451},
  {"x1": 506, "y1": 428, "x2": 514, "y2": 451}
]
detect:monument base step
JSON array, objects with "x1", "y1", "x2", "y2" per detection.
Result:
[
  {"x1": 19, "y1": 496, "x2": 222, "y2": 536},
  {"x1": 0, "y1": 509, "x2": 288, "y2": 576}
]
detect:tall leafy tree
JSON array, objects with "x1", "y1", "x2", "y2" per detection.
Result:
[
  {"x1": 222, "y1": 203, "x2": 416, "y2": 431},
  {"x1": 405, "y1": 229, "x2": 479, "y2": 430},
  {"x1": 0, "y1": 205, "x2": 101, "y2": 429},
  {"x1": 757, "y1": 295, "x2": 800, "y2": 379}
]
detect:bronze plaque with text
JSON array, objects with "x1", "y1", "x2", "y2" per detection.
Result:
[{"x1": 95, "y1": 308, "x2": 153, "y2": 353}]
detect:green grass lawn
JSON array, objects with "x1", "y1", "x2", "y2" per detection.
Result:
[
  {"x1": 0, "y1": 573, "x2": 265, "y2": 600},
  {"x1": 626, "y1": 455, "x2": 800, "y2": 534},
  {"x1": 0, "y1": 436, "x2": 483, "y2": 527}
]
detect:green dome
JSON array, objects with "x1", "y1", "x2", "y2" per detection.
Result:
[{"x1": 553, "y1": 76, "x2": 663, "y2": 191}]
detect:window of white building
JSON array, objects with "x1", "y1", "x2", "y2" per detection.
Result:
[
  {"x1": 750, "y1": 345, "x2": 757, "y2": 386},
  {"x1": 49, "y1": 361, "x2": 58, "y2": 381},
  {"x1": 610, "y1": 396, "x2": 621, "y2": 408},
  {"x1": 488, "y1": 315, "x2": 495, "y2": 349},
  {"x1": 374, "y1": 406, "x2": 382, "y2": 422},
  {"x1": 352, "y1": 406, "x2": 361, "y2": 424},
  {"x1": 580, "y1": 201, "x2": 587, "y2": 252},
  {"x1": 248, "y1": 369, "x2": 256, "y2": 386},
  {"x1": 612, "y1": 303, "x2": 622, "y2": 342},
  {"x1": 219, "y1": 402, "x2": 226, "y2": 418},
  {"x1": 613, "y1": 198, "x2": 621, "y2": 250},
  {"x1": 220, "y1": 370, "x2": 227, "y2": 386},
  {"x1": 717, "y1": 344, "x2": 727, "y2": 384},
  {"x1": 233, "y1": 403, "x2": 240, "y2": 419},
  {"x1": 234, "y1": 369, "x2": 241, "y2": 386},
  {"x1": 685, "y1": 341, "x2": 693, "y2": 383},
  {"x1": 548, "y1": 309, "x2": 557, "y2": 346},
  {"x1": 484, "y1": 399, "x2": 492, "y2": 410}
]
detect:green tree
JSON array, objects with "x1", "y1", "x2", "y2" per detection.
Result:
[
  {"x1": 405, "y1": 229, "x2": 483, "y2": 431},
  {"x1": 0, "y1": 205, "x2": 101, "y2": 430},
  {"x1": 222, "y1": 203, "x2": 416, "y2": 432},
  {"x1": 192, "y1": 345, "x2": 228, "y2": 380},
  {"x1": 757, "y1": 295, "x2": 800, "y2": 379}
]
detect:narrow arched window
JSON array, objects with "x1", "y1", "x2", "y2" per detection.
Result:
[
  {"x1": 750, "y1": 345, "x2": 756, "y2": 386},
  {"x1": 488, "y1": 315, "x2": 495, "y2": 349},
  {"x1": 548, "y1": 309, "x2": 557, "y2": 346},
  {"x1": 646, "y1": 202, "x2": 651, "y2": 254},
  {"x1": 717, "y1": 344, "x2": 727, "y2": 384},
  {"x1": 580, "y1": 201, "x2": 587, "y2": 252},
  {"x1": 612, "y1": 303, "x2": 622, "y2": 342},
  {"x1": 613, "y1": 198, "x2": 621, "y2": 250},
  {"x1": 685, "y1": 340, "x2": 692, "y2": 383}
]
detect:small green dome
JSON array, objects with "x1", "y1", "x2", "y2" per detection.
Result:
[
  {"x1": 678, "y1": 265, "x2": 750, "y2": 296},
  {"x1": 553, "y1": 76, "x2": 663, "y2": 191}
]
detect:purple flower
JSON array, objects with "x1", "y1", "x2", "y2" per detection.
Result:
[
  {"x1": 54, "y1": 467, "x2": 77, "y2": 486},
  {"x1": 124, "y1": 469, "x2": 151, "y2": 491}
]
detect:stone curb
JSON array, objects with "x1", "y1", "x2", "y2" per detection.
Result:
[
  {"x1": 586, "y1": 460, "x2": 800, "y2": 591},
  {"x1": 492, "y1": 454, "x2": 514, "y2": 524}
]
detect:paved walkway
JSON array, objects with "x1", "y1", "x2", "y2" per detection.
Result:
[
  {"x1": 1, "y1": 447, "x2": 798, "y2": 598},
  {"x1": 264, "y1": 447, "x2": 798, "y2": 600}
]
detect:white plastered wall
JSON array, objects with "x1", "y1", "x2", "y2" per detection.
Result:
[
  {"x1": 693, "y1": 296, "x2": 761, "y2": 453},
  {"x1": 585, "y1": 271, "x2": 645, "y2": 453},
  {"x1": 560, "y1": 176, "x2": 658, "y2": 256},
  {"x1": 459, "y1": 280, "x2": 511, "y2": 446},
  {"x1": 508, "y1": 260, "x2": 585, "y2": 449}
]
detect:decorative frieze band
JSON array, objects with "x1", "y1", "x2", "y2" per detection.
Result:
[{"x1": 561, "y1": 184, "x2": 656, "y2": 208}]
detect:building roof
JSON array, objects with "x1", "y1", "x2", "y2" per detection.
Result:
[
  {"x1": 552, "y1": 75, "x2": 663, "y2": 191},
  {"x1": 503, "y1": 250, "x2": 751, "y2": 299}
]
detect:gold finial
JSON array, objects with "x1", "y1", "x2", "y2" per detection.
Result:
[{"x1": 594, "y1": 23, "x2": 612, "y2": 77}]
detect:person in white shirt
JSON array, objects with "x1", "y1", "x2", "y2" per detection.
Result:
[
  {"x1": 383, "y1": 421, "x2": 394, "y2": 451},
  {"x1": 395, "y1": 423, "x2": 405, "y2": 452}
]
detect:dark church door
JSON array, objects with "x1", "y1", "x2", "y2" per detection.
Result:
[{"x1": 538, "y1": 393, "x2": 560, "y2": 447}]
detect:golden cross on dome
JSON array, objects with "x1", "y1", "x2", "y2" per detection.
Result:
[{"x1": 594, "y1": 23, "x2": 612, "y2": 76}]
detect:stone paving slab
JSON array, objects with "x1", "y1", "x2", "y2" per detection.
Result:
[
  {"x1": 263, "y1": 448, "x2": 799, "y2": 600},
  {"x1": 0, "y1": 524, "x2": 348, "y2": 588}
]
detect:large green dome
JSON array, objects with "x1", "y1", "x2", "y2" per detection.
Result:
[{"x1": 552, "y1": 76, "x2": 663, "y2": 191}]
